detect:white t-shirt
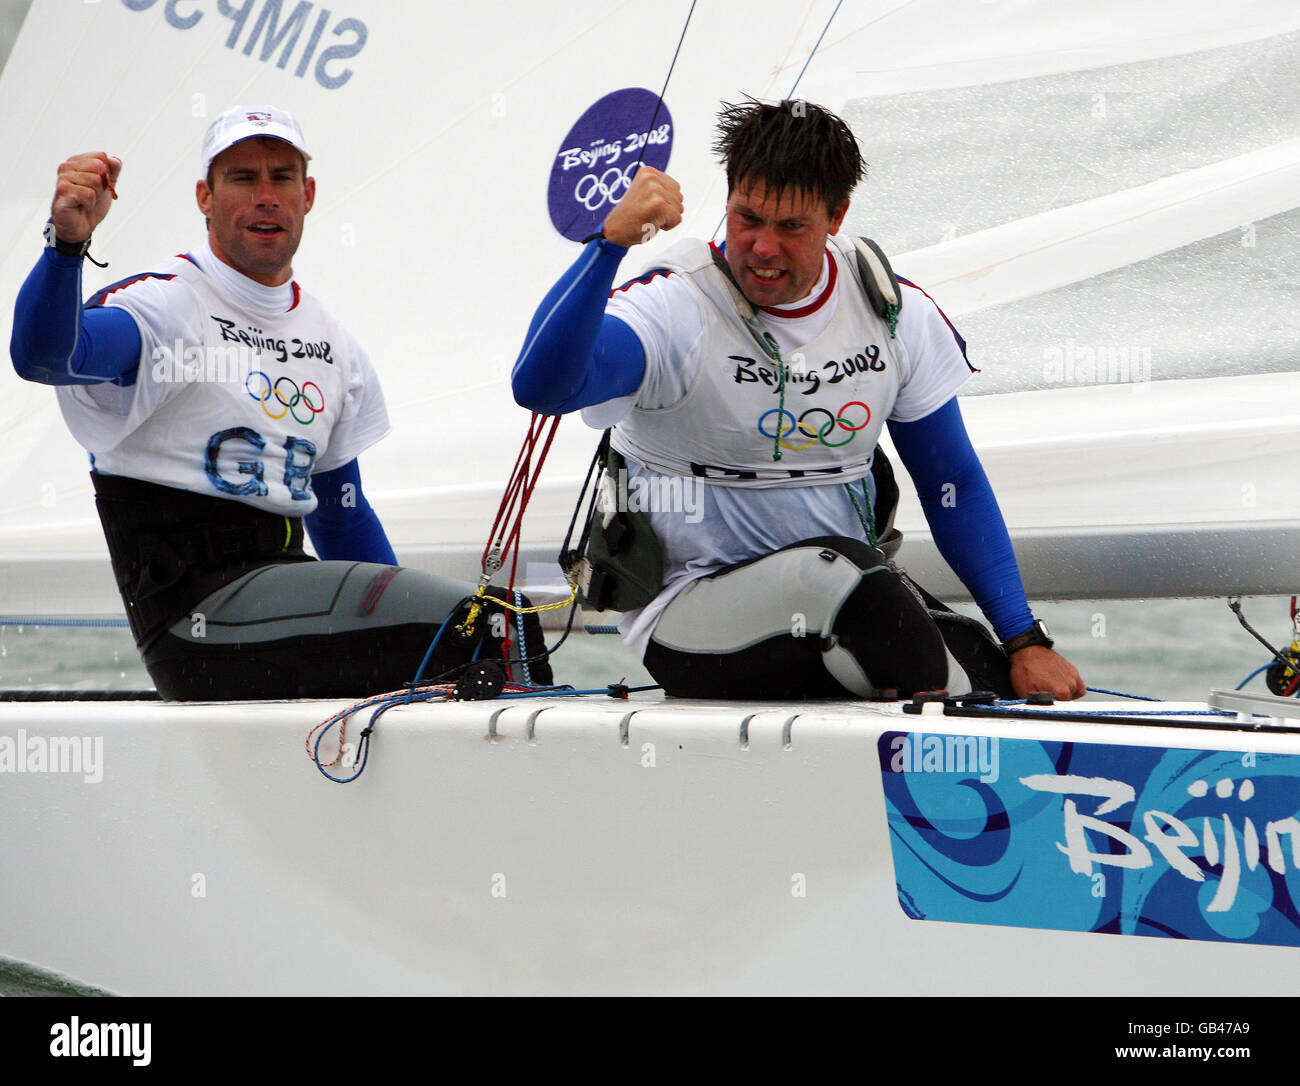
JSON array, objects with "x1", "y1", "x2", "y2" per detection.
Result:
[
  {"x1": 57, "y1": 240, "x2": 390, "y2": 515},
  {"x1": 586, "y1": 237, "x2": 973, "y2": 654}
]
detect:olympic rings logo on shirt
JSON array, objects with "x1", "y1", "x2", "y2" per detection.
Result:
[
  {"x1": 574, "y1": 164, "x2": 636, "y2": 211},
  {"x1": 757, "y1": 401, "x2": 871, "y2": 451},
  {"x1": 245, "y1": 370, "x2": 326, "y2": 425}
]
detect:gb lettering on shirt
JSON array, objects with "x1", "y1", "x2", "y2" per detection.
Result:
[{"x1": 198, "y1": 311, "x2": 347, "y2": 507}]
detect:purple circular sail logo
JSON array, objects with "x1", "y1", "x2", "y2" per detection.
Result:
[{"x1": 548, "y1": 87, "x2": 673, "y2": 242}]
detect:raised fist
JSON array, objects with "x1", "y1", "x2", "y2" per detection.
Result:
[
  {"x1": 50, "y1": 152, "x2": 121, "y2": 245},
  {"x1": 602, "y1": 164, "x2": 683, "y2": 248}
]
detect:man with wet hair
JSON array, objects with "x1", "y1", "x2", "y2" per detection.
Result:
[
  {"x1": 11, "y1": 105, "x2": 550, "y2": 699},
  {"x1": 514, "y1": 98, "x2": 1081, "y2": 701}
]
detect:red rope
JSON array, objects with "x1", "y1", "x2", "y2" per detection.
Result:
[
  {"x1": 483, "y1": 414, "x2": 547, "y2": 566},
  {"x1": 476, "y1": 412, "x2": 564, "y2": 673}
]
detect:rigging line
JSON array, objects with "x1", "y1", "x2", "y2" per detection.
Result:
[
  {"x1": 635, "y1": 0, "x2": 698, "y2": 168},
  {"x1": 785, "y1": 0, "x2": 844, "y2": 99},
  {"x1": 484, "y1": 414, "x2": 546, "y2": 563},
  {"x1": 489, "y1": 2, "x2": 700, "y2": 664},
  {"x1": 1228, "y1": 597, "x2": 1299, "y2": 677},
  {"x1": 710, "y1": 0, "x2": 846, "y2": 242}
]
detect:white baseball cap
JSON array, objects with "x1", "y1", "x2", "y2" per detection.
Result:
[{"x1": 200, "y1": 105, "x2": 311, "y2": 178}]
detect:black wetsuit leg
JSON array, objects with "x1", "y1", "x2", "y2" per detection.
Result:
[
  {"x1": 643, "y1": 536, "x2": 1010, "y2": 700},
  {"x1": 142, "y1": 562, "x2": 553, "y2": 700}
]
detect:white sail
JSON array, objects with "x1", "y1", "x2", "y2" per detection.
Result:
[
  {"x1": 1, "y1": 0, "x2": 1299, "y2": 1002},
  {"x1": 0, "y1": 0, "x2": 1296, "y2": 617}
]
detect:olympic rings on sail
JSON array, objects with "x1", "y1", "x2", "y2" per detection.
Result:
[
  {"x1": 757, "y1": 401, "x2": 871, "y2": 451},
  {"x1": 574, "y1": 164, "x2": 636, "y2": 211},
  {"x1": 245, "y1": 370, "x2": 326, "y2": 425}
]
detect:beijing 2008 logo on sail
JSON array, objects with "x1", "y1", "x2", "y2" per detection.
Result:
[{"x1": 547, "y1": 88, "x2": 673, "y2": 243}]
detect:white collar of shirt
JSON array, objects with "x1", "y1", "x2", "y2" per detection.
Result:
[
  {"x1": 755, "y1": 251, "x2": 839, "y2": 355},
  {"x1": 190, "y1": 239, "x2": 297, "y2": 316}
]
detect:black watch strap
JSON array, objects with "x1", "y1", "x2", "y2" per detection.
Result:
[
  {"x1": 44, "y1": 218, "x2": 92, "y2": 258},
  {"x1": 1002, "y1": 618, "x2": 1053, "y2": 655}
]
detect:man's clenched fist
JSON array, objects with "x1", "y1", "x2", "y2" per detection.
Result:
[{"x1": 50, "y1": 152, "x2": 121, "y2": 245}]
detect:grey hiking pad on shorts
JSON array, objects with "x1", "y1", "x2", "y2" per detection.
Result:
[
  {"x1": 649, "y1": 545, "x2": 972, "y2": 695},
  {"x1": 168, "y1": 561, "x2": 475, "y2": 646},
  {"x1": 650, "y1": 546, "x2": 869, "y2": 654}
]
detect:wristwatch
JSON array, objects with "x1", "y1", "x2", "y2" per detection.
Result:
[
  {"x1": 1002, "y1": 618, "x2": 1054, "y2": 655},
  {"x1": 44, "y1": 218, "x2": 92, "y2": 258}
]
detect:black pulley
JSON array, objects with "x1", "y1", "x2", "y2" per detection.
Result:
[
  {"x1": 455, "y1": 661, "x2": 506, "y2": 701},
  {"x1": 1265, "y1": 650, "x2": 1300, "y2": 696}
]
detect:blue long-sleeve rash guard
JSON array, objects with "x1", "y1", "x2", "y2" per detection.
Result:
[
  {"x1": 512, "y1": 238, "x2": 645, "y2": 414},
  {"x1": 11, "y1": 246, "x2": 397, "y2": 566},
  {"x1": 887, "y1": 401, "x2": 1032, "y2": 642},
  {"x1": 304, "y1": 459, "x2": 397, "y2": 565},
  {"x1": 11, "y1": 247, "x2": 143, "y2": 385},
  {"x1": 512, "y1": 239, "x2": 1034, "y2": 642}
]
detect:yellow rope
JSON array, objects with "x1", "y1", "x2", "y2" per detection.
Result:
[{"x1": 456, "y1": 583, "x2": 578, "y2": 636}]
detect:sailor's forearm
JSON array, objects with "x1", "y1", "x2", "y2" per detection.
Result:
[
  {"x1": 511, "y1": 237, "x2": 643, "y2": 414},
  {"x1": 306, "y1": 459, "x2": 397, "y2": 564},
  {"x1": 888, "y1": 402, "x2": 1033, "y2": 641},
  {"x1": 11, "y1": 248, "x2": 141, "y2": 385}
]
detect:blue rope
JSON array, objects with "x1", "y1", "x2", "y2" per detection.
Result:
[
  {"x1": 514, "y1": 588, "x2": 531, "y2": 685},
  {"x1": 1084, "y1": 686, "x2": 1161, "y2": 702},
  {"x1": 309, "y1": 680, "x2": 641, "y2": 783},
  {"x1": 407, "y1": 606, "x2": 464, "y2": 692},
  {"x1": 1236, "y1": 664, "x2": 1272, "y2": 690},
  {"x1": 991, "y1": 699, "x2": 1232, "y2": 718}
]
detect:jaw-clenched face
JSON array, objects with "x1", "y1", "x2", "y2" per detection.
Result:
[
  {"x1": 724, "y1": 180, "x2": 847, "y2": 308},
  {"x1": 196, "y1": 136, "x2": 314, "y2": 287}
]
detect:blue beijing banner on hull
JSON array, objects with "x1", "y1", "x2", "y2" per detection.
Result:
[{"x1": 878, "y1": 731, "x2": 1300, "y2": 947}]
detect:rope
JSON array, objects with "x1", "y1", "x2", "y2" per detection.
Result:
[
  {"x1": 514, "y1": 587, "x2": 531, "y2": 686},
  {"x1": 784, "y1": 0, "x2": 845, "y2": 99},
  {"x1": 460, "y1": 412, "x2": 564, "y2": 646},
  {"x1": 844, "y1": 478, "x2": 877, "y2": 547},
  {"x1": 1228, "y1": 596, "x2": 1298, "y2": 677},
  {"x1": 710, "y1": 3, "x2": 846, "y2": 243},
  {"x1": 1083, "y1": 686, "x2": 1161, "y2": 701},
  {"x1": 480, "y1": 413, "x2": 562, "y2": 577},
  {"x1": 766, "y1": 332, "x2": 786, "y2": 462},
  {"x1": 1235, "y1": 664, "x2": 1272, "y2": 691},
  {"x1": 305, "y1": 678, "x2": 651, "y2": 784},
  {"x1": 635, "y1": 0, "x2": 697, "y2": 170},
  {"x1": 989, "y1": 699, "x2": 1233, "y2": 719}
]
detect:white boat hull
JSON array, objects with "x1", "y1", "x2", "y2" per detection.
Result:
[{"x1": 2, "y1": 694, "x2": 1297, "y2": 995}]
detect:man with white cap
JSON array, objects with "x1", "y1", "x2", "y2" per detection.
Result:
[{"x1": 10, "y1": 105, "x2": 551, "y2": 699}]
